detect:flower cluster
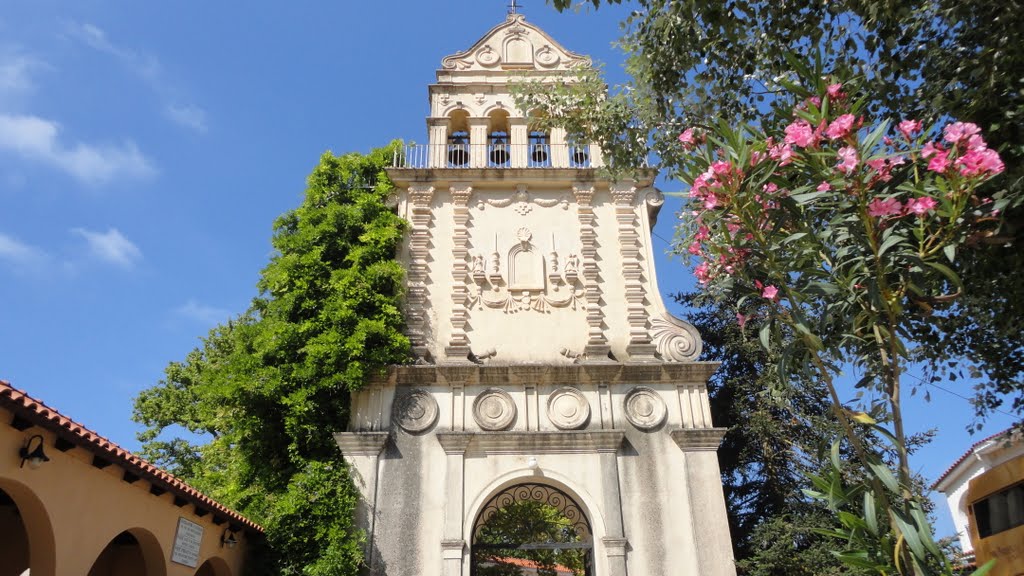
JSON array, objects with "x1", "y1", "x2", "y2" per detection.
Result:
[{"x1": 919, "y1": 122, "x2": 1004, "y2": 178}]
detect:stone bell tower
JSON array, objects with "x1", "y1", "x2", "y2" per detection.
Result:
[{"x1": 335, "y1": 12, "x2": 737, "y2": 576}]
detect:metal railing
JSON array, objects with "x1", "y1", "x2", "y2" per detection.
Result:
[{"x1": 392, "y1": 143, "x2": 605, "y2": 169}]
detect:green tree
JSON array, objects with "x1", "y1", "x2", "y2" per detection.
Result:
[
  {"x1": 680, "y1": 292, "x2": 848, "y2": 575},
  {"x1": 473, "y1": 501, "x2": 587, "y2": 576},
  {"x1": 133, "y1": 142, "x2": 410, "y2": 574},
  {"x1": 525, "y1": 0, "x2": 1024, "y2": 422}
]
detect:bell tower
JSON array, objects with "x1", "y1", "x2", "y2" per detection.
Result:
[{"x1": 336, "y1": 12, "x2": 737, "y2": 576}]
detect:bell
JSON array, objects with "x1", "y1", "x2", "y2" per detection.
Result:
[
  {"x1": 448, "y1": 145, "x2": 468, "y2": 166},
  {"x1": 490, "y1": 143, "x2": 509, "y2": 165},
  {"x1": 572, "y1": 148, "x2": 589, "y2": 166},
  {"x1": 531, "y1": 144, "x2": 548, "y2": 164}
]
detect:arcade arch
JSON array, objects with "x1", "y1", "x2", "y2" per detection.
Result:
[
  {"x1": 0, "y1": 479, "x2": 56, "y2": 576},
  {"x1": 86, "y1": 528, "x2": 166, "y2": 576}
]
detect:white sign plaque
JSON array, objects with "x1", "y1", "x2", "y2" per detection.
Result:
[{"x1": 171, "y1": 517, "x2": 204, "y2": 567}]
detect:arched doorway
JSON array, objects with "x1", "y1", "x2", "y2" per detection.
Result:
[
  {"x1": 87, "y1": 529, "x2": 166, "y2": 576},
  {"x1": 471, "y1": 483, "x2": 593, "y2": 576},
  {"x1": 194, "y1": 556, "x2": 231, "y2": 576},
  {"x1": 0, "y1": 480, "x2": 55, "y2": 576}
]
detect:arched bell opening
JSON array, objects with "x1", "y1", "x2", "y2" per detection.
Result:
[
  {"x1": 448, "y1": 109, "x2": 471, "y2": 167},
  {"x1": 488, "y1": 110, "x2": 511, "y2": 167},
  {"x1": 527, "y1": 110, "x2": 551, "y2": 168},
  {"x1": 0, "y1": 479, "x2": 56, "y2": 576},
  {"x1": 87, "y1": 528, "x2": 166, "y2": 576},
  {"x1": 568, "y1": 141, "x2": 590, "y2": 168},
  {"x1": 470, "y1": 482, "x2": 593, "y2": 576}
]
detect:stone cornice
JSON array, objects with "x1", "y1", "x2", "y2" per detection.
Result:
[
  {"x1": 333, "y1": 432, "x2": 389, "y2": 456},
  {"x1": 385, "y1": 167, "x2": 658, "y2": 190},
  {"x1": 670, "y1": 428, "x2": 728, "y2": 452},
  {"x1": 375, "y1": 362, "x2": 720, "y2": 388},
  {"x1": 437, "y1": 430, "x2": 625, "y2": 455}
]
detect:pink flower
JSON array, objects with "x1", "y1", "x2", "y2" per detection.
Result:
[
  {"x1": 726, "y1": 222, "x2": 742, "y2": 235},
  {"x1": 736, "y1": 312, "x2": 750, "y2": 328},
  {"x1": 927, "y1": 152, "x2": 951, "y2": 173},
  {"x1": 906, "y1": 197, "x2": 938, "y2": 216},
  {"x1": 825, "y1": 114, "x2": 857, "y2": 139},
  {"x1": 867, "y1": 197, "x2": 903, "y2": 218},
  {"x1": 711, "y1": 160, "x2": 733, "y2": 175},
  {"x1": 817, "y1": 181, "x2": 831, "y2": 192},
  {"x1": 826, "y1": 83, "x2": 844, "y2": 99},
  {"x1": 808, "y1": 96, "x2": 822, "y2": 107},
  {"x1": 704, "y1": 192, "x2": 720, "y2": 210},
  {"x1": 694, "y1": 261, "x2": 711, "y2": 284},
  {"x1": 921, "y1": 141, "x2": 943, "y2": 159},
  {"x1": 836, "y1": 146, "x2": 858, "y2": 174},
  {"x1": 769, "y1": 141, "x2": 795, "y2": 166},
  {"x1": 695, "y1": 225, "x2": 710, "y2": 241},
  {"x1": 785, "y1": 120, "x2": 818, "y2": 148},
  {"x1": 679, "y1": 128, "x2": 699, "y2": 149},
  {"x1": 750, "y1": 150, "x2": 766, "y2": 165},
  {"x1": 763, "y1": 182, "x2": 778, "y2": 194},
  {"x1": 943, "y1": 122, "x2": 981, "y2": 145},
  {"x1": 898, "y1": 119, "x2": 923, "y2": 140},
  {"x1": 956, "y1": 147, "x2": 1005, "y2": 177},
  {"x1": 761, "y1": 285, "x2": 779, "y2": 300},
  {"x1": 687, "y1": 241, "x2": 703, "y2": 255}
]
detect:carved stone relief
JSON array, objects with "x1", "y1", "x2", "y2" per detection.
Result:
[
  {"x1": 393, "y1": 389, "x2": 439, "y2": 433},
  {"x1": 623, "y1": 387, "x2": 667, "y2": 431},
  {"x1": 650, "y1": 314, "x2": 702, "y2": 362},
  {"x1": 476, "y1": 45, "x2": 499, "y2": 67},
  {"x1": 547, "y1": 387, "x2": 590, "y2": 430},
  {"x1": 473, "y1": 388, "x2": 517, "y2": 430},
  {"x1": 475, "y1": 186, "x2": 570, "y2": 213}
]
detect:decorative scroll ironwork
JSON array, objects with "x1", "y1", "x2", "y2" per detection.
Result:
[{"x1": 472, "y1": 483, "x2": 593, "y2": 544}]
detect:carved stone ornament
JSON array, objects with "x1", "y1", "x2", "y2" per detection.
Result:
[
  {"x1": 535, "y1": 45, "x2": 560, "y2": 68},
  {"x1": 546, "y1": 387, "x2": 591, "y2": 430},
  {"x1": 650, "y1": 314, "x2": 702, "y2": 362},
  {"x1": 473, "y1": 388, "x2": 517, "y2": 431},
  {"x1": 476, "y1": 45, "x2": 500, "y2": 67},
  {"x1": 623, "y1": 387, "x2": 667, "y2": 431},
  {"x1": 393, "y1": 389, "x2": 439, "y2": 433}
]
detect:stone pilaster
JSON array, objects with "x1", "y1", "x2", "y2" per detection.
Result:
[
  {"x1": 333, "y1": 432, "x2": 389, "y2": 569},
  {"x1": 437, "y1": 434, "x2": 473, "y2": 576},
  {"x1": 612, "y1": 181, "x2": 656, "y2": 360},
  {"x1": 407, "y1": 185, "x2": 435, "y2": 361},
  {"x1": 446, "y1": 183, "x2": 474, "y2": 361},
  {"x1": 573, "y1": 183, "x2": 611, "y2": 362}
]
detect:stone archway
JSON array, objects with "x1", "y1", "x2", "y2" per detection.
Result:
[
  {"x1": 0, "y1": 479, "x2": 56, "y2": 576},
  {"x1": 87, "y1": 528, "x2": 166, "y2": 576},
  {"x1": 470, "y1": 482, "x2": 593, "y2": 576},
  {"x1": 194, "y1": 556, "x2": 232, "y2": 576}
]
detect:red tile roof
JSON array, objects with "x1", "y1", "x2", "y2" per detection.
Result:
[
  {"x1": 0, "y1": 379, "x2": 263, "y2": 534},
  {"x1": 932, "y1": 427, "x2": 1017, "y2": 490},
  {"x1": 483, "y1": 555, "x2": 576, "y2": 574}
]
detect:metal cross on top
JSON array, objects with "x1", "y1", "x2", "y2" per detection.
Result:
[{"x1": 507, "y1": 0, "x2": 521, "y2": 14}]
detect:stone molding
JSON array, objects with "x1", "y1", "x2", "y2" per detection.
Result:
[
  {"x1": 378, "y1": 362, "x2": 720, "y2": 387},
  {"x1": 333, "y1": 432, "x2": 389, "y2": 457},
  {"x1": 437, "y1": 430, "x2": 625, "y2": 455},
  {"x1": 392, "y1": 389, "x2": 439, "y2": 433},
  {"x1": 611, "y1": 180, "x2": 655, "y2": 360},
  {"x1": 472, "y1": 388, "x2": 517, "y2": 431},
  {"x1": 623, "y1": 386, "x2": 668, "y2": 431},
  {"x1": 602, "y1": 537, "x2": 629, "y2": 557},
  {"x1": 436, "y1": 433, "x2": 475, "y2": 455},
  {"x1": 572, "y1": 183, "x2": 610, "y2": 361},
  {"x1": 670, "y1": 427, "x2": 728, "y2": 451},
  {"x1": 441, "y1": 539, "x2": 466, "y2": 554},
  {"x1": 406, "y1": 185, "x2": 436, "y2": 361},
  {"x1": 546, "y1": 387, "x2": 591, "y2": 430},
  {"x1": 446, "y1": 182, "x2": 474, "y2": 360}
]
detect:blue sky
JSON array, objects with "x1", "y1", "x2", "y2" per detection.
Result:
[{"x1": 0, "y1": 0, "x2": 1014, "y2": 541}]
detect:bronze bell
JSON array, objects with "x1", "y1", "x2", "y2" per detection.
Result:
[
  {"x1": 531, "y1": 143, "x2": 549, "y2": 164},
  {"x1": 572, "y1": 147, "x2": 589, "y2": 166},
  {"x1": 490, "y1": 139, "x2": 510, "y2": 165}
]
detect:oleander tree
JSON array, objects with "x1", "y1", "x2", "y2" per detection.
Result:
[{"x1": 674, "y1": 66, "x2": 1010, "y2": 574}]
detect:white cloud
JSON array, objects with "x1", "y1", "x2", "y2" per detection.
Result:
[
  {"x1": 67, "y1": 22, "x2": 205, "y2": 133},
  {"x1": 0, "y1": 232, "x2": 45, "y2": 264},
  {"x1": 0, "y1": 114, "x2": 155, "y2": 184},
  {"x1": 71, "y1": 227, "x2": 141, "y2": 267},
  {"x1": 175, "y1": 299, "x2": 230, "y2": 325},
  {"x1": 165, "y1": 104, "x2": 208, "y2": 133},
  {"x1": 0, "y1": 50, "x2": 42, "y2": 105}
]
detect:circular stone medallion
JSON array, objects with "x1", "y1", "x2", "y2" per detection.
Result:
[
  {"x1": 546, "y1": 387, "x2": 590, "y2": 430},
  {"x1": 473, "y1": 388, "x2": 517, "y2": 431},
  {"x1": 623, "y1": 387, "x2": 667, "y2": 431},
  {"x1": 393, "y1": 389, "x2": 438, "y2": 433}
]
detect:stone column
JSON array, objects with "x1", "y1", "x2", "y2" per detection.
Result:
[
  {"x1": 598, "y1": 446, "x2": 629, "y2": 576},
  {"x1": 672, "y1": 428, "x2": 737, "y2": 576},
  {"x1": 510, "y1": 117, "x2": 529, "y2": 168},
  {"x1": 550, "y1": 126, "x2": 568, "y2": 168},
  {"x1": 469, "y1": 117, "x2": 489, "y2": 169},
  {"x1": 427, "y1": 118, "x2": 448, "y2": 168},
  {"x1": 436, "y1": 433, "x2": 474, "y2": 576},
  {"x1": 333, "y1": 432, "x2": 390, "y2": 570}
]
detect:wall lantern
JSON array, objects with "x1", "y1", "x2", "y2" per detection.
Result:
[
  {"x1": 221, "y1": 529, "x2": 238, "y2": 549},
  {"x1": 19, "y1": 434, "x2": 50, "y2": 469}
]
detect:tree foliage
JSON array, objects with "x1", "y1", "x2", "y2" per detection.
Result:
[
  {"x1": 528, "y1": 0, "x2": 1024, "y2": 422},
  {"x1": 473, "y1": 501, "x2": 587, "y2": 576},
  {"x1": 133, "y1": 142, "x2": 410, "y2": 574}
]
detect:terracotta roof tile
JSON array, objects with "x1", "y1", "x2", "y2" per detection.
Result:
[
  {"x1": 0, "y1": 379, "x2": 263, "y2": 534},
  {"x1": 932, "y1": 427, "x2": 1016, "y2": 490}
]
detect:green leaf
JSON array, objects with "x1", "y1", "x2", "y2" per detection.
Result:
[
  {"x1": 877, "y1": 234, "x2": 906, "y2": 257},
  {"x1": 943, "y1": 243, "x2": 956, "y2": 263},
  {"x1": 924, "y1": 260, "x2": 963, "y2": 290},
  {"x1": 866, "y1": 456, "x2": 900, "y2": 494}
]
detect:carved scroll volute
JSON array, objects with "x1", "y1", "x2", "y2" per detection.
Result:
[{"x1": 650, "y1": 313, "x2": 702, "y2": 362}]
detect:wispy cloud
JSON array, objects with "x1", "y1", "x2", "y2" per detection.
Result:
[
  {"x1": 0, "y1": 232, "x2": 46, "y2": 265},
  {"x1": 66, "y1": 22, "x2": 207, "y2": 134},
  {"x1": 165, "y1": 104, "x2": 208, "y2": 133},
  {"x1": 175, "y1": 299, "x2": 231, "y2": 325},
  {"x1": 71, "y1": 227, "x2": 142, "y2": 268},
  {"x1": 0, "y1": 49, "x2": 44, "y2": 106},
  {"x1": 0, "y1": 114, "x2": 155, "y2": 185}
]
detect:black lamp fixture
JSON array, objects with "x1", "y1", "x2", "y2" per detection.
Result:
[
  {"x1": 221, "y1": 529, "x2": 238, "y2": 549},
  {"x1": 19, "y1": 434, "x2": 50, "y2": 469}
]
